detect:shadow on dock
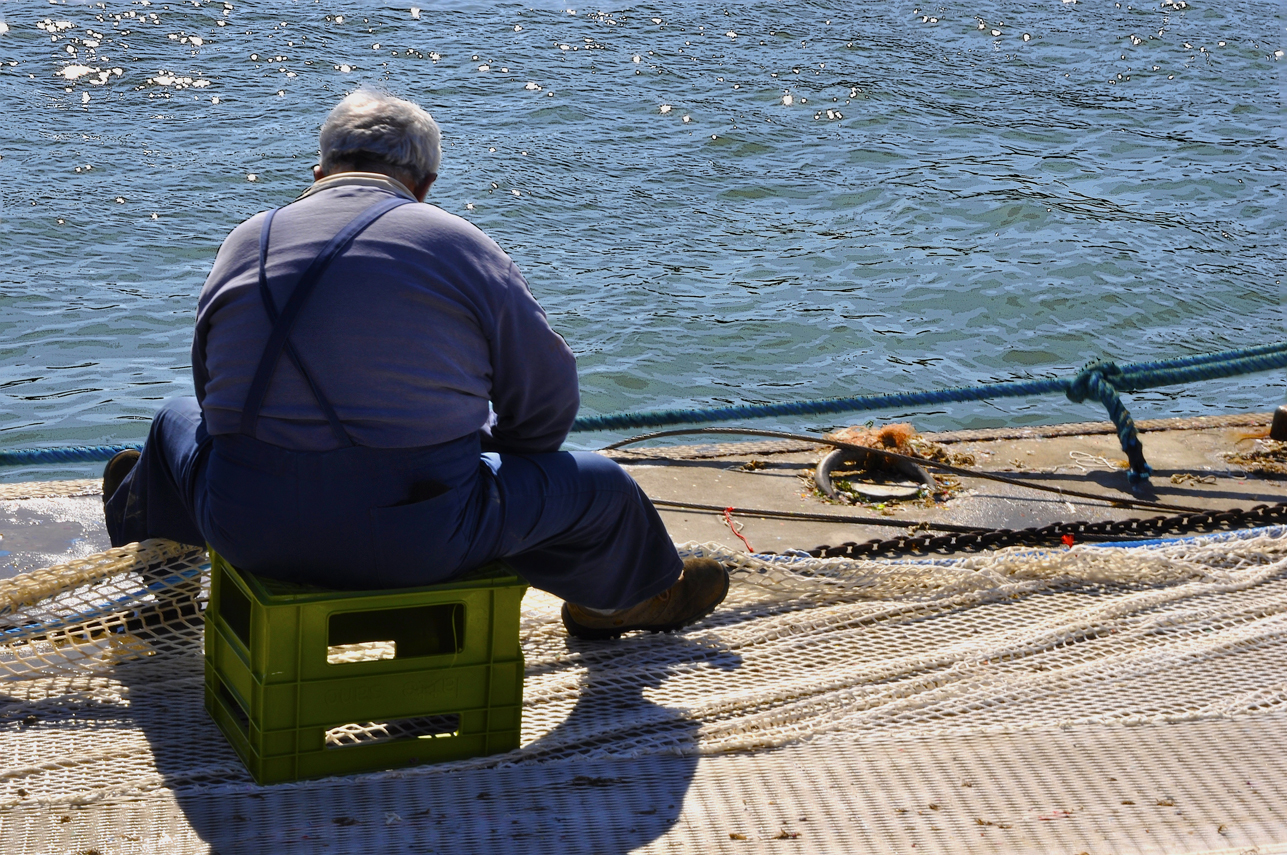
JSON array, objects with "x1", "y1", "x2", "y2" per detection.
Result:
[{"x1": 121, "y1": 624, "x2": 742, "y2": 854}]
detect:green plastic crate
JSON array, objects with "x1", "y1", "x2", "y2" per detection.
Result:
[{"x1": 204, "y1": 550, "x2": 527, "y2": 784}]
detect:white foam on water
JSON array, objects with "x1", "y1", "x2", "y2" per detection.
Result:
[{"x1": 59, "y1": 64, "x2": 97, "y2": 80}]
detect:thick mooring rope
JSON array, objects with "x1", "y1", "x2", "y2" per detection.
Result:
[
  {"x1": 2, "y1": 342, "x2": 1283, "y2": 482},
  {"x1": 574, "y1": 342, "x2": 1286, "y2": 482}
]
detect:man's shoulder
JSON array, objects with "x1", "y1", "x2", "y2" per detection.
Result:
[
  {"x1": 218, "y1": 208, "x2": 273, "y2": 254},
  {"x1": 383, "y1": 203, "x2": 515, "y2": 265},
  {"x1": 393, "y1": 202, "x2": 491, "y2": 240}
]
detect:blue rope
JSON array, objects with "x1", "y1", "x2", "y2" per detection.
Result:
[
  {"x1": 1110, "y1": 340, "x2": 1285, "y2": 379},
  {"x1": 571, "y1": 342, "x2": 1286, "y2": 432},
  {"x1": 0, "y1": 442, "x2": 143, "y2": 468},
  {"x1": 1064, "y1": 360, "x2": 1150, "y2": 483},
  {"x1": 1059, "y1": 345, "x2": 1287, "y2": 482},
  {"x1": 3, "y1": 342, "x2": 1283, "y2": 482},
  {"x1": 1116, "y1": 347, "x2": 1287, "y2": 390},
  {"x1": 570, "y1": 376, "x2": 1068, "y2": 433}
]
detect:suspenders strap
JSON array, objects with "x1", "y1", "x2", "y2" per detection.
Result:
[
  {"x1": 239, "y1": 196, "x2": 412, "y2": 443},
  {"x1": 251, "y1": 208, "x2": 353, "y2": 447}
]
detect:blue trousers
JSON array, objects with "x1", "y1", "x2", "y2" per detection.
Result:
[{"x1": 105, "y1": 398, "x2": 682, "y2": 610}]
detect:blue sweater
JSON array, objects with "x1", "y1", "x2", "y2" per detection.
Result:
[{"x1": 192, "y1": 174, "x2": 579, "y2": 453}]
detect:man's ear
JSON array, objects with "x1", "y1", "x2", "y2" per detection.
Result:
[
  {"x1": 413, "y1": 173, "x2": 437, "y2": 202},
  {"x1": 313, "y1": 164, "x2": 326, "y2": 182}
]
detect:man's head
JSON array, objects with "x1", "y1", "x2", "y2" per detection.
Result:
[{"x1": 317, "y1": 89, "x2": 441, "y2": 200}]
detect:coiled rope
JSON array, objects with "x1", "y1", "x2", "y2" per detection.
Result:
[{"x1": 2, "y1": 342, "x2": 1283, "y2": 482}]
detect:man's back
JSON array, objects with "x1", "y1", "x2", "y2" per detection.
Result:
[{"x1": 193, "y1": 174, "x2": 578, "y2": 453}]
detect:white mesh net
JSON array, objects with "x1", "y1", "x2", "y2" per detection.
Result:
[{"x1": 2, "y1": 480, "x2": 1286, "y2": 853}]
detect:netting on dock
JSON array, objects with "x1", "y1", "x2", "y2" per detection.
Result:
[{"x1": 2, "y1": 479, "x2": 1286, "y2": 853}]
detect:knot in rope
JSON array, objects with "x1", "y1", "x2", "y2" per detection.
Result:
[
  {"x1": 1064, "y1": 358, "x2": 1151, "y2": 484},
  {"x1": 1065, "y1": 359, "x2": 1126, "y2": 405}
]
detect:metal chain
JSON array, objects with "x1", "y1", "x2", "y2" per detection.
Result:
[{"x1": 789, "y1": 502, "x2": 1287, "y2": 559}]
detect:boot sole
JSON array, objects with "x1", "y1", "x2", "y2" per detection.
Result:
[{"x1": 562, "y1": 568, "x2": 730, "y2": 641}]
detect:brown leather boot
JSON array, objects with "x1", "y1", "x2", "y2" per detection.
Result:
[
  {"x1": 102, "y1": 449, "x2": 140, "y2": 506},
  {"x1": 561, "y1": 557, "x2": 730, "y2": 640}
]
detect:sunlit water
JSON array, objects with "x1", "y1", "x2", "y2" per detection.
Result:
[{"x1": 1, "y1": 0, "x2": 1283, "y2": 483}]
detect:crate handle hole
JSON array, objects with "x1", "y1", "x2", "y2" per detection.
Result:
[
  {"x1": 219, "y1": 576, "x2": 253, "y2": 648},
  {"x1": 326, "y1": 640, "x2": 397, "y2": 664},
  {"x1": 327, "y1": 603, "x2": 464, "y2": 662},
  {"x1": 215, "y1": 678, "x2": 252, "y2": 738},
  {"x1": 324, "y1": 713, "x2": 461, "y2": 749}
]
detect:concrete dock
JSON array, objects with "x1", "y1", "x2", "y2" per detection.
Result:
[{"x1": 614, "y1": 412, "x2": 1283, "y2": 554}]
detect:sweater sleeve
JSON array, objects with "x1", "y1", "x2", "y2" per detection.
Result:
[
  {"x1": 191, "y1": 214, "x2": 261, "y2": 409},
  {"x1": 191, "y1": 238, "x2": 231, "y2": 407},
  {"x1": 482, "y1": 262, "x2": 580, "y2": 453}
]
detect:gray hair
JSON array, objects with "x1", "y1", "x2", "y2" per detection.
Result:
[{"x1": 319, "y1": 89, "x2": 441, "y2": 181}]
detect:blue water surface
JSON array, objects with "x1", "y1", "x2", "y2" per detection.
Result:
[{"x1": 0, "y1": 0, "x2": 1283, "y2": 481}]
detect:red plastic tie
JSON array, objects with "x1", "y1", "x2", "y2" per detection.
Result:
[{"x1": 724, "y1": 506, "x2": 755, "y2": 553}]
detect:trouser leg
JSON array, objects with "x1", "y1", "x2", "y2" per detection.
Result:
[
  {"x1": 104, "y1": 397, "x2": 211, "y2": 548},
  {"x1": 470, "y1": 451, "x2": 683, "y2": 611}
]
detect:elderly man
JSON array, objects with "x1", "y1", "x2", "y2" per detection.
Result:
[{"x1": 103, "y1": 89, "x2": 728, "y2": 640}]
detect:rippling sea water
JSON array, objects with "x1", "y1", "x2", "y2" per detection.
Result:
[{"x1": 0, "y1": 1, "x2": 1283, "y2": 481}]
